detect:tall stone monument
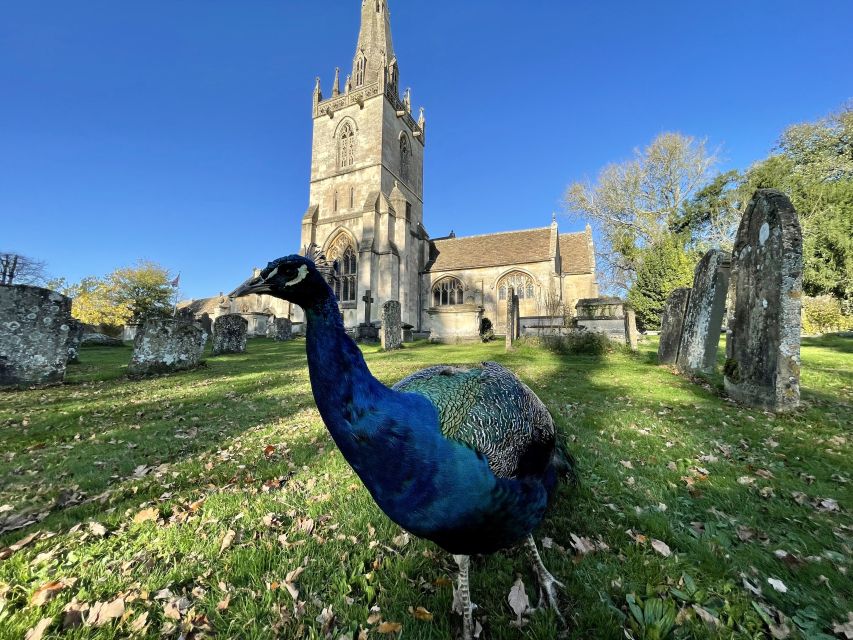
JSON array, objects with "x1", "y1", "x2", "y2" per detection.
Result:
[
  {"x1": 505, "y1": 286, "x2": 516, "y2": 350},
  {"x1": 624, "y1": 306, "x2": 639, "y2": 351},
  {"x1": 0, "y1": 285, "x2": 72, "y2": 388},
  {"x1": 127, "y1": 319, "x2": 206, "y2": 378},
  {"x1": 381, "y1": 300, "x2": 403, "y2": 351},
  {"x1": 658, "y1": 288, "x2": 691, "y2": 365},
  {"x1": 676, "y1": 250, "x2": 731, "y2": 374},
  {"x1": 212, "y1": 314, "x2": 248, "y2": 355},
  {"x1": 724, "y1": 189, "x2": 803, "y2": 412}
]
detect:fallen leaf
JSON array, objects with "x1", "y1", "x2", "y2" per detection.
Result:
[
  {"x1": 133, "y1": 508, "x2": 159, "y2": 524},
  {"x1": 263, "y1": 445, "x2": 276, "y2": 458},
  {"x1": 392, "y1": 532, "x2": 410, "y2": 548},
  {"x1": 88, "y1": 522, "x2": 108, "y2": 537},
  {"x1": 220, "y1": 529, "x2": 236, "y2": 554},
  {"x1": 129, "y1": 611, "x2": 149, "y2": 633},
  {"x1": 316, "y1": 606, "x2": 335, "y2": 635},
  {"x1": 736, "y1": 526, "x2": 755, "y2": 542},
  {"x1": 693, "y1": 604, "x2": 720, "y2": 626},
  {"x1": 570, "y1": 533, "x2": 597, "y2": 555},
  {"x1": 767, "y1": 578, "x2": 788, "y2": 593},
  {"x1": 216, "y1": 595, "x2": 230, "y2": 611},
  {"x1": 31, "y1": 581, "x2": 65, "y2": 606},
  {"x1": 742, "y1": 576, "x2": 762, "y2": 597},
  {"x1": 507, "y1": 577, "x2": 530, "y2": 621},
  {"x1": 0, "y1": 530, "x2": 40, "y2": 560},
  {"x1": 832, "y1": 613, "x2": 853, "y2": 639},
  {"x1": 620, "y1": 460, "x2": 634, "y2": 469},
  {"x1": 62, "y1": 601, "x2": 88, "y2": 629},
  {"x1": 87, "y1": 597, "x2": 125, "y2": 627},
  {"x1": 651, "y1": 539, "x2": 672, "y2": 557},
  {"x1": 377, "y1": 621, "x2": 403, "y2": 633},
  {"x1": 818, "y1": 498, "x2": 840, "y2": 512},
  {"x1": 24, "y1": 617, "x2": 52, "y2": 640},
  {"x1": 412, "y1": 606, "x2": 433, "y2": 621},
  {"x1": 163, "y1": 597, "x2": 191, "y2": 620}
]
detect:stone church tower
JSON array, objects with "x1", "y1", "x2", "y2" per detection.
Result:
[{"x1": 300, "y1": 0, "x2": 428, "y2": 330}]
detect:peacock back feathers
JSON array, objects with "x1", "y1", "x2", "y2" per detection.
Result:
[{"x1": 393, "y1": 361, "x2": 556, "y2": 480}]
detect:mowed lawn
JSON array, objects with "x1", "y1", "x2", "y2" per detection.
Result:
[{"x1": 0, "y1": 335, "x2": 850, "y2": 639}]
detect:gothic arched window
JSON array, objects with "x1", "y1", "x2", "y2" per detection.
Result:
[
  {"x1": 355, "y1": 56, "x2": 366, "y2": 87},
  {"x1": 326, "y1": 234, "x2": 358, "y2": 303},
  {"x1": 432, "y1": 277, "x2": 464, "y2": 307},
  {"x1": 399, "y1": 134, "x2": 410, "y2": 183},
  {"x1": 338, "y1": 122, "x2": 355, "y2": 169},
  {"x1": 497, "y1": 271, "x2": 536, "y2": 302}
]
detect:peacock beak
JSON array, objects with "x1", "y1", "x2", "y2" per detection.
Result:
[{"x1": 230, "y1": 275, "x2": 271, "y2": 298}]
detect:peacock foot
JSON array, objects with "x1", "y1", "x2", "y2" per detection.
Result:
[{"x1": 525, "y1": 534, "x2": 568, "y2": 627}]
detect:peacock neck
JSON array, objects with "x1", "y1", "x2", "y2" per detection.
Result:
[{"x1": 303, "y1": 294, "x2": 389, "y2": 449}]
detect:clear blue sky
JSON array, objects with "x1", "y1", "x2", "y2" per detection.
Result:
[{"x1": 2, "y1": 1, "x2": 851, "y2": 300}]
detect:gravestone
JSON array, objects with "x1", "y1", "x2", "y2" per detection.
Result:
[
  {"x1": 66, "y1": 319, "x2": 84, "y2": 364},
  {"x1": 127, "y1": 319, "x2": 206, "y2": 377},
  {"x1": 505, "y1": 286, "x2": 516, "y2": 350},
  {"x1": 624, "y1": 306, "x2": 639, "y2": 351},
  {"x1": 513, "y1": 293, "x2": 521, "y2": 340},
  {"x1": 212, "y1": 314, "x2": 248, "y2": 355},
  {"x1": 356, "y1": 290, "x2": 379, "y2": 342},
  {"x1": 269, "y1": 317, "x2": 293, "y2": 342},
  {"x1": 402, "y1": 323, "x2": 414, "y2": 343},
  {"x1": 381, "y1": 300, "x2": 403, "y2": 351},
  {"x1": 198, "y1": 313, "x2": 213, "y2": 337},
  {"x1": 0, "y1": 285, "x2": 72, "y2": 388},
  {"x1": 677, "y1": 250, "x2": 731, "y2": 374},
  {"x1": 724, "y1": 189, "x2": 803, "y2": 412},
  {"x1": 658, "y1": 288, "x2": 691, "y2": 365}
]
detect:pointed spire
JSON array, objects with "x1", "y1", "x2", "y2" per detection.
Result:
[
  {"x1": 345, "y1": 74, "x2": 352, "y2": 94},
  {"x1": 404, "y1": 88, "x2": 412, "y2": 113},
  {"x1": 332, "y1": 67, "x2": 341, "y2": 97},
  {"x1": 418, "y1": 107, "x2": 426, "y2": 129},
  {"x1": 352, "y1": 0, "x2": 395, "y2": 87},
  {"x1": 313, "y1": 77, "x2": 323, "y2": 103}
]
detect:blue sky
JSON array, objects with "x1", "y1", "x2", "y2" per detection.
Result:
[{"x1": 2, "y1": 0, "x2": 851, "y2": 300}]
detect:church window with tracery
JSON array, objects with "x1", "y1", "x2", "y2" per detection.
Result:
[
  {"x1": 497, "y1": 271, "x2": 536, "y2": 303},
  {"x1": 338, "y1": 122, "x2": 355, "y2": 169},
  {"x1": 432, "y1": 277, "x2": 464, "y2": 307},
  {"x1": 326, "y1": 234, "x2": 358, "y2": 303},
  {"x1": 399, "y1": 134, "x2": 410, "y2": 183}
]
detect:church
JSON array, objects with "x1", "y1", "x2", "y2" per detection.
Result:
[{"x1": 183, "y1": 0, "x2": 599, "y2": 341}]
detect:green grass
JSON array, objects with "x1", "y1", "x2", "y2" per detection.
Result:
[{"x1": 0, "y1": 336, "x2": 850, "y2": 639}]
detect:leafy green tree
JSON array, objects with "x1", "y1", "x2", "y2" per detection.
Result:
[
  {"x1": 628, "y1": 235, "x2": 695, "y2": 331},
  {"x1": 673, "y1": 169, "x2": 742, "y2": 251}
]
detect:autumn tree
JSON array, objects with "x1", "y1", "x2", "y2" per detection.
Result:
[
  {"x1": 564, "y1": 132, "x2": 717, "y2": 293},
  {"x1": 0, "y1": 252, "x2": 47, "y2": 286}
]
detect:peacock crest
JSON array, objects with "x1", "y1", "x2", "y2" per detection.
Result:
[{"x1": 302, "y1": 243, "x2": 337, "y2": 279}]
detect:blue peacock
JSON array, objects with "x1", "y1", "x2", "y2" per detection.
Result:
[{"x1": 233, "y1": 252, "x2": 574, "y2": 638}]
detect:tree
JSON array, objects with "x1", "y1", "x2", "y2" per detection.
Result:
[
  {"x1": 627, "y1": 235, "x2": 696, "y2": 331},
  {"x1": 673, "y1": 169, "x2": 742, "y2": 251},
  {"x1": 564, "y1": 132, "x2": 717, "y2": 293},
  {"x1": 0, "y1": 252, "x2": 47, "y2": 286}
]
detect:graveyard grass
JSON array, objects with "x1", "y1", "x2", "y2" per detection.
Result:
[{"x1": 0, "y1": 336, "x2": 850, "y2": 639}]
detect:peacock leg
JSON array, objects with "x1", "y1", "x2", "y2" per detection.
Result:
[
  {"x1": 453, "y1": 554, "x2": 474, "y2": 640},
  {"x1": 525, "y1": 534, "x2": 566, "y2": 626}
]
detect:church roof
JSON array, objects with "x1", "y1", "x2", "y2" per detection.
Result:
[
  {"x1": 428, "y1": 227, "x2": 593, "y2": 274},
  {"x1": 176, "y1": 297, "x2": 220, "y2": 316}
]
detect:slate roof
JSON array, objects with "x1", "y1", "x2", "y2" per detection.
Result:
[{"x1": 428, "y1": 227, "x2": 593, "y2": 274}]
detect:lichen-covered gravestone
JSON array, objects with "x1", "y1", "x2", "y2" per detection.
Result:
[
  {"x1": 505, "y1": 287, "x2": 516, "y2": 350},
  {"x1": 658, "y1": 288, "x2": 691, "y2": 365},
  {"x1": 624, "y1": 306, "x2": 639, "y2": 351},
  {"x1": 381, "y1": 300, "x2": 402, "y2": 351},
  {"x1": 724, "y1": 189, "x2": 803, "y2": 412},
  {"x1": 269, "y1": 317, "x2": 293, "y2": 342},
  {"x1": 0, "y1": 285, "x2": 72, "y2": 388},
  {"x1": 676, "y1": 250, "x2": 731, "y2": 374},
  {"x1": 212, "y1": 314, "x2": 248, "y2": 355},
  {"x1": 66, "y1": 319, "x2": 84, "y2": 364},
  {"x1": 127, "y1": 319, "x2": 206, "y2": 377}
]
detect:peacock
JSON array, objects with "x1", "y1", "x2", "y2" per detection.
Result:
[{"x1": 232, "y1": 252, "x2": 573, "y2": 638}]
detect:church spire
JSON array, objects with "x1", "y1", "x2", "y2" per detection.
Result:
[
  {"x1": 332, "y1": 67, "x2": 341, "y2": 97},
  {"x1": 352, "y1": 0, "x2": 395, "y2": 88}
]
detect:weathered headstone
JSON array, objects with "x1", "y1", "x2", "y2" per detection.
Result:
[
  {"x1": 0, "y1": 285, "x2": 72, "y2": 388},
  {"x1": 381, "y1": 300, "x2": 403, "y2": 351},
  {"x1": 198, "y1": 313, "x2": 213, "y2": 337},
  {"x1": 269, "y1": 317, "x2": 293, "y2": 342},
  {"x1": 724, "y1": 189, "x2": 803, "y2": 412},
  {"x1": 658, "y1": 288, "x2": 691, "y2": 365},
  {"x1": 402, "y1": 323, "x2": 414, "y2": 343},
  {"x1": 624, "y1": 306, "x2": 639, "y2": 351},
  {"x1": 575, "y1": 297, "x2": 626, "y2": 341},
  {"x1": 66, "y1": 319, "x2": 84, "y2": 364},
  {"x1": 676, "y1": 250, "x2": 731, "y2": 374},
  {"x1": 127, "y1": 319, "x2": 206, "y2": 377},
  {"x1": 212, "y1": 314, "x2": 248, "y2": 355},
  {"x1": 505, "y1": 286, "x2": 516, "y2": 350},
  {"x1": 513, "y1": 293, "x2": 521, "y2": 340}
]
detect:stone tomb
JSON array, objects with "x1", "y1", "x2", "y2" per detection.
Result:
[
  {"x1": 268, "y1": 317, "x2": 293, "y2": 342},
  {"x1": 658, "y1": 288, "x2": 692, "y2": 365},
  {"x1": 127, "y1": 319, "x2": 206, "y2": 377},
  {"x1": 575, "y1": 297, "x2": 626, "y2": 342},
  {"x1": 213, "y1": 314, "x2": 248, "y2": 355},
  {"x1": 66, "y1": 319, "x2": 84, "y2": 364},
  {"x1": 676, "y1": 250, "x2": 731, "y2": 374},
  {"x1": 0, "y1": 285, "x2": 72, "y2": 388},
  {"x1": 381, "y1": 300, "x2": 403, "y2": 351},
  {"x1": 724, "y1": 189, "x2": 803, "y2": 412}
]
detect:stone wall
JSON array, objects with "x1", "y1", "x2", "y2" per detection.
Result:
[
  {"x1": 0, "y1": 285, "x2": 72, "y2": 388},
  {"x1": 212, "y1": 314, "x2": 248, "y2": 355},
  {"x1": 127, "y1": 319, "x2": 206, "y2": 377},
  {"x1": 724, "y1": 189, "x2": 803, "y2": 412}
]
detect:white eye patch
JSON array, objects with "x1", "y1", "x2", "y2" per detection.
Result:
[{"x1": 285, "y1": 264, "x2": 309, "y2": 286}]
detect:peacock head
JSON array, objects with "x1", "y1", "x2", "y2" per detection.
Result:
[{"x1": 230, "y1": 254, "x2": 334, "y2": 308}]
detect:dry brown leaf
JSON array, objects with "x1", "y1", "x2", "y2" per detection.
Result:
[
  {"x1": 411, "y1": 606, "x2": 433, "y2": 621},
  {"x1": 620, "y1": 460, "x2": 634, "y2": 469},
  {"x1": 392, "y1": 532, "x2": 410, "y2": 548},
  {"x1": 24, "y1": 617, "x2": 52, "y2": 640},
  {"x1": 129, "y1": 611, "x2": 149, "y2": 633},
  {"x1": 0, "y1": 530, "x2": 41, "y2": 560},
  {"x1": 133, "y1": 508, "x2": 159, "y2": 524},
  {"x1": 507, "y1": 577, "x2": 530, "y2": 621},
  {"x1": 88, "y1": 522, "x2": 108, "y2": 537},
  {"x1": 219, "y1": 529, "x2": 236, "y2": 554},
  {"x1": 692, "y1": 604, "x2": 720, "y2": 626},
  {"x1": 832, "y1": 613, "x2": 853, "y2": 639},
  {"x1": 651, "y1": 539, "x2": 672, "y2": 557},
  {"x1": 163, "y1": 596, "x2": 190, "y2": 620},
  {"x1": 767, "y1": 578, "x2": 788, "y2": 593},
  {"x1": 31, "y1": 581, "x2": 65, "y2": 606},
  {"x1": 87, "y1": 597, "x2": 125, "y2": 627},
  {"x1": 377, "y1": 621, "x2": 403, "y2": 633},
  {"x1": 216, "y1": 595, "x2": 230, "y2": 611},
  {"x1": 570, "y1": 533, "x2": 597, "y2": 555}
]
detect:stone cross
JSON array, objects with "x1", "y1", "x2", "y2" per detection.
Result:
[{"x1": 362, "y1": 290, "x2": 375, "y2": 325}]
